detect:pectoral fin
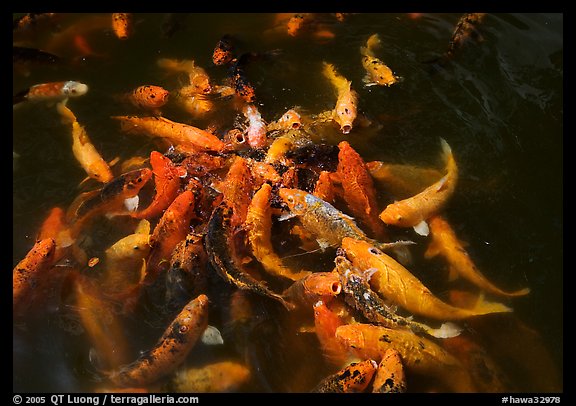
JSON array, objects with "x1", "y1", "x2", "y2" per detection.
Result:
[{"x1": 413, "y1": 220, "x2": 429, "y2": 236}]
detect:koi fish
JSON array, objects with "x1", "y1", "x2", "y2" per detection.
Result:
[
  {"x1": 13, "y1": 238, "x2": 56, "y2": 313},
  {"x1": 334, "y1": 255, "x2": 462, "y2": 338},
  {"x1": 157, "y1": 58, "x2": 212, "y2": 95},
  {"x1": 145, "y1": 189, "x2": 197, "y2": 284},
  {"x1": 132, "y1": 151, "x2": 185, "y2": 219},
  {"x1": 278, "y1": 187, "x2": 411, "y2": 252},
  {"x1": 312, "y1": 300, "x2": 350, "y2": 367},
  {"x1": 247, "y1": 159, "x2": 282, "y2": 187},
  {"x1": 366, "y1": 160, "x2": 444, "y2": 199},
  {"x1": 123, "y1": 85, "x2": 170, "y2": 113},
  {"x1": 108, "y1": 294, "x2": 209, "y2": 387},
  {"x1": 321, "y1": 61, "x2": 358, "y2": 134},
  {"x1": 311, "y1": 359, "x2": 378, "y2": 393},
  {"x1": 212, "y1": 34, "x2": 236, "y2": 66},
  {"x1": 425, "y1": 215, "x2": 530, "y2": 297},
  {"x1": 313, "y1": 171, "x2": 336, "y2": 204},
  {"x1": 229, "y1": 53, "x2": 258, "y2": 103},
  {"x1": 72, "y1": 273, "x2": 131, "y2": 370},
  {"x1": 14, "y1": 80, "x2": 88, "y2": 105},
  {"x1": 168, "y1": 361, "x2": 251, "y2": 392},
  {"x1": 112, "y1": 115, "x2": 226, "y2": 153},
  {"x1": 57, "y1": 101, "x2": 114, "y2": 184},
  {"x1": 242, "y1": 104, "x2": 268, "y2": 149},
  {"x1": 112, "y1": 13, "x2": 133, "y2": 40},
  {"x1": 173, "y1": 88, "x2": 215, "y2": 118},
  {"x1": 37, "y1": 206, "x2": 74, "y2": 262},
  {"x1": 445, "y1": 13, "x2": 487, "y2": 61},
  {"x1": 66, "y1": 168, "x2": 152, "y2": 237},
  {"x1": 379, "y1": 138, "x2": 458, "y2": 236},
  {"x1": 360, "y1": 33, "x2": 401, "y2": 87},
  {"x1": 335, "y1": 323, "x2": 476, "y2": 392},
  {"x1": 372, "y1": 349, "x2": 407, "y2": 393},
  {"x1": 219, "y1": 155, "x2": 255, "y2": 229},
  {"x1": 337, "y1": 141, "x2": 386, "y2": 239},
  {"x1": 267, "y1": 108, "x2": 303, "y2": 132},
  {"x1": 283, "y1": 272, "x2": 342, "y2": 309},
  {"x1": 204, "y1": 203, "x2": 293, "y2": 310},
  {"x1": 341, "y1": 237, "x2": 512, "y2": 321},
  {"x1": 245, "y1": 183, "x2": 311, "y2": 282}
]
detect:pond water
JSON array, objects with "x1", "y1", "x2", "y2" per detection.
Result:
[{"x1": 13, "y1": 13, "x2": 562, "y2": 393}]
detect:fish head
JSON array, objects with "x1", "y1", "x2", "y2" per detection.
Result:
[
  {"x1": 303, "y1": 272, "x2": 342, "y2": 298},
  {"x1": 341, "y1": 237, "x2": 383, "y2": 264},
  {"x1": 278, "y1": 188, "x2": 309, "y2": 215},
  {"x1": 335, "y1": 92, "x2": 357, "y2": 134},
  {"x1": 378, "y1": 205, "x2": 405, "y2": 226},
  {"x1": 279, "y1": 109, "x2": 302, "y2": 130},
  {"x1": 62, "y1": 81, "x2": 89, "y2": 98}
]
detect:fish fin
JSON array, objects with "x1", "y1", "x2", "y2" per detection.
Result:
[
  {"x1": 428, "y1": 322, "x2": 463, "y2": 339},
  {"x1": 278, "y1": 212, "x2": 297, "y2": 221},
  {"x1": 472, "y1": 291, "x2": 512, "y2": 315},
  {"x1": 424, "y1": 239, "x2": 441, "y2": 259},
  {"x1": 446, "y1": 265, "x2": 460, "y2": 282},
  {"x1": 123, "y1": 195, "x2": 139, "y2": 212},
  {"x1": 413, "y1": 220, "x2": 429, "y2": 236},
  {"x1": 316, "y1": 238, "x2": 332, "y2": 251},
  {"x1": 389, "y1": 244, "x2": 414, "y2": 266},
  {"x1": 135, "y1": 219, "x2": 151, "y2": 234},
  {"x1": 201, "y1": 325, "x2": 224, "y2": 345},
  {"x1": 439, "y1": 137, "x2": 453, "y2": 165}
]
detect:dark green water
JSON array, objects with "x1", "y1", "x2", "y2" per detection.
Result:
[{"x1": 13, "y1": 13, "x2": 562, "y2": 393}]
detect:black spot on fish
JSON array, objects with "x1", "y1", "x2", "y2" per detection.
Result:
[{"x1": 379, "y1": 334, "x2": 392, "y2": 343}]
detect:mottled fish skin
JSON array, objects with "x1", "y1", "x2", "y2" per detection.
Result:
[
  {"x1": 205, "y1": 203, "x2": 293, "y2": 310},
  {"x1": 311, "y1": 359, "x2": 378, "y2": 393}
]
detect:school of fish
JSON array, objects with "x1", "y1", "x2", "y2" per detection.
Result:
[{"x1": 13, "y1": 13, "x2": 558, "y2": 394}]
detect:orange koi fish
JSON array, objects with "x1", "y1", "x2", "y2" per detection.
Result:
[
  {"x1": 245, "y1": 183, "x2": 311, "y2": 282},
  {"x1": 113, "y1": 115, "x2": 226, "y2": 153},
  {"x1": 57, "y1": 101, "x2": 114, "y2": 184},
  {"x1": 379, "y1": 138, "x2": 458, "y2": 236},
  {"x1": 14, "y1": 80, "x2": 88, "y2": 105},
  {"x1": 112, "y1": 13, "x2": 133, "y2": 40},
  {"x1": 72, "y1": 273, "x2": 131, "y2": 370},
  {"x1": 341, "y1": 237, "x2": 512, "y2": 321},
  {"x1": 312, "y1": 359, "x2": 378, "y2": 393},
  {"x1": 13, "y1": 238, "x2": 56, "y2": 313},
  {"x1": 337, "y1": 141, "x2": 386, "y2": 239},
  {"x1": 287, "y1": 14, "x2": 309, "y2": 37},
  {"x1": 360, "y1": 34, "x2": 401, "y2": 87},
  {"x1": 169, "y1": 361, "x2": 251, "y2": 392},
  {"x1": 212, "y1": 34, "x2": 236, "y2": 66},
  {"x1": 425, "y1": 215, "x2": 530, "y2": 297},
  {"x1": 242, "y1": 104, "x2": 268, "y2": 149},
  {"x1": 366, "y1": 160, "x2": 444, "y2": 199},
  {"x1": 372, "y1": 349, "x2": 407, "y2": 393},
  {"x1": 37, "y1": 206, "x2": 74, "y2": 262},
  {"x1": 283, "y1": 272, "x2": 342, "y2": 309},
  {"x1": 132, "y1": 151, "x2": 185, "y2": 219},
  {"x1": 145, "y1": 189, "x2": 197, "y2": 283},
  {"x1": 278, "y1": 187, "x2": 410, "y2": 252},
  {"x1": 67, "y1": 168, "x2": 153, "y2": 237},
  {"x1": 321, "y1": 61, "x2": 358, "y2": 134},
  {"x1": 124, "y1": 85, "x2": 170, "y2": 113},
  {"x1": 108, "y1": 294, "x2": 209, "y2": 387},
  {"x1": 157, "y1": 58, "x2": 212, "y2": 95},
  {"x1": 219, "y1": 156, "x2": 255, "y2": 229},
  {"x1": 335, "y1": 323, "x2": 476, "y2": 392},
  {"x1": 264, "y1": 136, "x2": 296, "y2": 166},
  {"x1": 313, "y1": 171, "x2": 336, "y2": 204},
  {"x1": 267, "y1": 108, "x2": 302, "y2": 132},
  {"x1": 312, "y1": 300, "x2": 353, "y2": 368}
]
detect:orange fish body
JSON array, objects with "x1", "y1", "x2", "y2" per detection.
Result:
[
  {"x1": 170, "y1": 361, "x2": 251, "y2": 392},
  {"x1": 113, "y1": 115, "x2": 226, "y2": 153},
  {"x1": 335, "y1": 323, "x2": 476, "y2": 392},
  {"x1": 312, "y1": 300, "x2": 352, "y2": 368},
  {"x1": 109, "y1": 294, "x2": 209, "y2": 387},
  {"x1": 132, "y1": 151, "x2": 184, "y2": 220},
  {"x1": 366, "y1": 161, "x2": 444, "y2": 199},
  {"x1": 360, "y1": 34, "x2": 401, "y2": 87},
  {"x1": 126, "y1": 85, "x2": 170, "y2": 112},
  {"x1": 313, "y1": 171, "x2": 336, "y2": 204},
  {"x1": 37, "y1": 206, "x2": 74, "y2": 262},
  {"x1": 112, "y1": 13, "x2": 132, "y2": 40},
  {"x1": 341, "y1": 237, "x2": 512, "y2": 320},
  {"x1": 13, "y1": 238, "x2": 56, "y2": 313},
  {"x1": 425, "y1": 215, "x2": 530, "y2": 297},
  {"x1": 14, "y1": 80, "x2": 89, "y2": 105},
  {"x1": 322, "y1": 62, "x2": 358, "y2": 134},
  {"x1": 311, "y1": 359, "x2": 378, "y2": 393},
  {"x1": 372, "y1": 349, "x2": 407, "y2": 393},
  {"x1": 337, "y1": 141, "x2": 386, "y2": 239},
  {"x1": 58, "y1": 101, "x2": 114, "y2": 183},
  {"x1": 283, "y1": 271, "x2": 342, "y2": 308},
  {"x1": 220, "y1": 156, "x2": 254, "y2": 228},
  {"x1": 245, "y1": 183, "x2": 310, "y2": 282},
  {"x1": 146, "y1": 189, "x2": 197, "y2": 283},
  {"x1": 379, "y1": 138, "x2": 458, "y2": 234}
]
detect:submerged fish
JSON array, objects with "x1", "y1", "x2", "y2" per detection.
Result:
[
  {"x1": 14, "y1": 80, "x2": 88, "y2": 105},
  {"x1": 360, "y1": 33, "x2": 401, "y2": 87},
  {"x1": 212, "y1": 34, "x2": 236, "y2": 66},
  {"x1": 321, "y1": 61, "x2": 358, "y2": 134},
  {"x1": 112, "y1": 13, "x2": 133, "y2": 40},
  {"x1": 311, "y1": 359, "x2": 378, "y2": 393}
]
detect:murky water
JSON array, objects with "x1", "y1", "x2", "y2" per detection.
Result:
[{"x1": 13, "y1": 13, "x2": 562, "y2": 393}]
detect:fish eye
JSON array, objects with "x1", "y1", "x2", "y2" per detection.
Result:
[
  {"x1": 368, "y1": 247, "x2": 381, "y2": 255},
  {"x1": 179, "y1": 325, "x2": 189, "y2": 333}
]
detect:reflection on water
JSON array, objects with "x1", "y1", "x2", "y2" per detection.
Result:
[{"x1": 13, "y1": 13, "x2": 562, "y2": 393}]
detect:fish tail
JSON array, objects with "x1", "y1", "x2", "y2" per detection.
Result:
[
  {"x1": 366, "y1": 33, "x2": 381, "y2": 52},
  {"x1": 322, "y1": 61, "x2": 346, "y2": 90},
  {"x1": 427, "y1": 321, "x2": 463, "y2": 338},
  {"x1": 56, "y1": 100, "x2": 76, "y2": 124},
  {"x1": 471, "y1": 292, "x2": 512, "y2": 315},
  {"x1": 439, "y1": 138, "x2": 456, "y2": 171},
  {"x1": 13, "y1": 89, "x2": 30, "y2": 105}
]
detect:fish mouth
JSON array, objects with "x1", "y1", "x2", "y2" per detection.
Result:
[
  {"x1": 291, "y1": 122, "x2": 301, "y2": 130},
  {"x1": 341, "y1": 124, "x2": 352, "y2": 134}
]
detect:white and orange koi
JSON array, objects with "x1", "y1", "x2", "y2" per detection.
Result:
[
  {"x1": 341, "y1": 237, "x2": 512, "y2": 321},
  {"x1": 425, "y1": 214, "x2": 530, "y2": 297},
  {"x1": 57, "y1": 101, "x2": 114, "y2": 184},
  {"x1": 242, "y1": 104, "x2": 268, "y2": 149},
  {"x1": 360, "y1": 33, "x2": 401, "y2": 87},
  {"x1": 321, "y1": 61, "x2": 358, "y2": 134},
  {"x1": 379, "y1": 138, "x2": 458, "y2": 236},
  {"x1": 14, "y1": 80, "x2": 89, "y2": 105}
]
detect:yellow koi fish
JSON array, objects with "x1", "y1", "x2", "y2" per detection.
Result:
[
  {"x1": 342, "y1": 237, "x2": 512, "y2": 321},
  {"x1": 360, "y1": 34, "x2": 401, "y2": 87},
  {"x1": 379, "y1": 138, "x2": 458, "y2": 236},
  {"x1": 322, "y1": 61, "x2": 358, "y2": 134}
]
